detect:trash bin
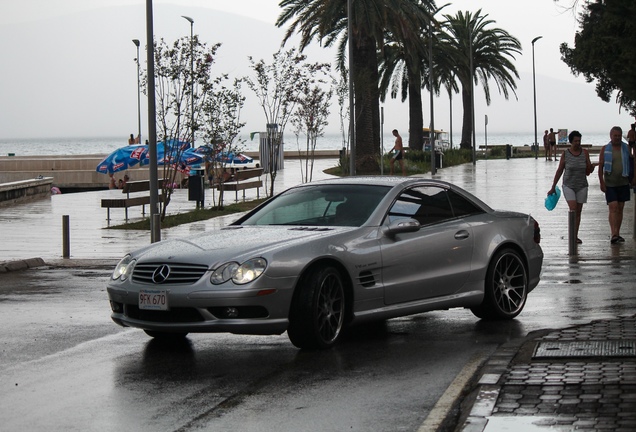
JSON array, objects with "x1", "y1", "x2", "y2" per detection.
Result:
[
  {"x1": 434, "y1": 151, "x2": 443, "y2": 169},
  {"x1": 188, "y1": 167, "x2": 205, "y2": 205},
  {"x1": 505, "y1": 144, "x2": 512, "y2": 160}
]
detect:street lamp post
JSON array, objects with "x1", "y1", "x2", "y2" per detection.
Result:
[
  {"x1": 347, "y1": 0, "x2": 355, "y2": 176},
  {"x1": 182, "y1": 15, "x2": 195, "y2": 147},
  {"x1": 146, "y1": 0, "x2": 160, "y2": 242},
  {"x1": 470, "y1": 30, "x2": 476, "y2": 165},
  {"x1": 532, "y1": 36, "x2": 543, "y2": 160},
  {"x1": 132, "y1": 39, "x2": 142, "y2": 145},
  {"x1": 428, "y1": 22, "x2": 436, "y2": 175}
]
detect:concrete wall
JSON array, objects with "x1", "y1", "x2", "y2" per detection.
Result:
[{"x1": 0, "y1": 177, "x2": 54, "y2": 205}]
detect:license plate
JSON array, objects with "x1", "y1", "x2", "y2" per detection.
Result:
[{"x1": 139, "y1": 289, "x2": 168, "y2": 311}]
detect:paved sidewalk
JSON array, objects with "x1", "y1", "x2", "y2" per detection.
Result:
[
  {"x1": 1, "y1": 156, "x2": 636, "y2": 432},
  {"x1": 457, "y1": 315, "x2": 636, "y2": 432}
]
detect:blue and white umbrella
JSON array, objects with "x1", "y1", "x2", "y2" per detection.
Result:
[
  {"x1": 194, "y1": 146, "x2": 253, "y2": 165},
  {"x1": 96, "y1": 141, "x2": 203, "y2": 174},
  {"x1": 96, "y1": 145, "x2": 149, "y2": 174}
]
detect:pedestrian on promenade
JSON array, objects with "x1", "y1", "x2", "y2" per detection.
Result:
[
  {"x1": 547, "y1": 130, "x2": 595, "y2": 244},
  {"x1": 548, "y1": 128, "x2": 557, "y2": 161},
  {"x1": 390, "y1": 129, "x2": 405, "y2": 176},
  {"x1": 543, "y1": 130, "x2": 549, "y2": 160},
  {"x1": 598, "y1": 126, "x2": 633, "y2": 244},
  {"x1": 627, "y1": 123, "x2": 636, "y2": 156}
]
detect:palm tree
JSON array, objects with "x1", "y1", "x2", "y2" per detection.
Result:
[
  {"x1": 277, "y1": 0, "x2": 432, "y2": 173},
  {"x1": 379, "y1": 5, "x2": 454, "y2": 151},
  {"x1": 438, "y1": 10, "x2": 521, "y2": 149},
  {"x1": 378, "y1": 18, "x2": 430, "y2": 150}
]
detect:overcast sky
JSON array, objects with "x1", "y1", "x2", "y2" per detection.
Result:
[{"x1": 0, "y1": 0, "x2": 632, "y2": 141}]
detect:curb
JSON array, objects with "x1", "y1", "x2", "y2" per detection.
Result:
[
  {"x1": 0, "y1": 257, "x2": 46, "y2": 273},
  {"x1": 0, "y1": 257, "x2": 118, "y2": 273}
]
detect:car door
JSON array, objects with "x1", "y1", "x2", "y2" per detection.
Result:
[{"x1": 380, "y1": 185, "x2": 475, "y2": 305}]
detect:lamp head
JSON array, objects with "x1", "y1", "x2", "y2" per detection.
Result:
[
  {"x1": 531, "y1": 36, "x2": 543, "y2": 45},
  {"x1": 182, "y1": 15, "x2": 194, "y2": 24},
  {"x1": 132, "y1": 39, "x2": 140, "y2": 47}
]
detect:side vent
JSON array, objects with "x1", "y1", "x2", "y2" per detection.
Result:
[{"x1": 358, "y1": 270, "x2": 376, "y2": 287}]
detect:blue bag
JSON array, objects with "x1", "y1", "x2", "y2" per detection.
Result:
[{"x1": 544, "y1": 186, "x2": 561, "y2": 211}]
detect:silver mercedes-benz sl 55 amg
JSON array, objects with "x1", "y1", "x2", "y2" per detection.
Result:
[{"x1": 107, "y1": 176, "x2": 543, "y2": 349}]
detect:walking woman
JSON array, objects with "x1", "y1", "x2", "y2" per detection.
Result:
[{"x1": 547, "y1": 130, "x2": 595, "y2": 244}]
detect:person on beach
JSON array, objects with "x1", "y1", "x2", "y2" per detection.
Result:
[
  {"x1": 128, "y1": 134, "x2": 136, "y2": 145},
  {"x1": 598, "y1": 126, "x2": 633, "y2": 244},
  {"x1": 389, "y1": 129, "x2": 405, "y2": 176},
  {"x1": 547, "y1": 130, "x2": 595, "y2": 244},
  {"x1": 108, "y1": 173, "x2": 116, "y2": 189},
  {"x1": 548, "y1": 128, "x2": 557, "y2": 161},
  {"x1": 543, "y1": 130, "x2": 549, "y2": 160}
]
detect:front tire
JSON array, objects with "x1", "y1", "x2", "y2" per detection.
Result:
[
  {"x1": 288, "y1": 266, "x2": 346, "y2": 349},
  {"x1": 144, "y1": 330, "x2": 188, "y2": 339},
  {"x1": 471, "y1": 248, "x2": 528, "y2": 320}
]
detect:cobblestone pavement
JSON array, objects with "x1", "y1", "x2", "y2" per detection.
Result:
[{"x1": 458, "y1": 316, "x2": 636, "y2": 431}]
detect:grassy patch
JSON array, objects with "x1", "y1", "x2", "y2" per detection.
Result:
[{"x1": 108, "y1": 198, "x2": 268, "y2": 230}]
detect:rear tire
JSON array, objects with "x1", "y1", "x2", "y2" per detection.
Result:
[
  {"x1": 471, "y1": 248, "x2": 528, "y2": 320},
  {"x1": 288, "y1": 266, "x2": 346, "y2": 349}
]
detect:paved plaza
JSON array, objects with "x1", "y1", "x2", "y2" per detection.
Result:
[{"x1": 1, "y1": 156, "x2": 636, "y2": 431}]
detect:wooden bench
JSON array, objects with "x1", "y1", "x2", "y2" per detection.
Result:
[
  {"x1": 101, "y1": 179, "x2": 164, "y2": 221},
  {"x1": 216, "y1": 168, "x2": 263, "y2": 201}
]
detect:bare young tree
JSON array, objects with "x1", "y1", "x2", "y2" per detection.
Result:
[
  {"x1": 149, "y1": 36, "x2": 220, "y2": 218},
  {"x1": 246, "y1": 48, "x2": 329, "y2": 196},
  {"x1": 291, "y1": 81, "x2": 333, "y2": 183},
  {"x1": 199, "y1": 78, "x2": 246, "y2": 207}
]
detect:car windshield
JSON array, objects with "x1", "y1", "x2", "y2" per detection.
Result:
[{"x1": 239, "y1": 184, "x2": 391, "y2": 227}]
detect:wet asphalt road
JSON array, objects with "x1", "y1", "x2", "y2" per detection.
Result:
[{"x1": 1, "y1": 256, "x2": 635, "y2": 432}]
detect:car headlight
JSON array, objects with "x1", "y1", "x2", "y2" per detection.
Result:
[
  {"x1": 210, "y1": 258, "x2": 267, "y2": 285},
  {"x1": 112, "y1": 254, "x2": 136, "y2": 281}
]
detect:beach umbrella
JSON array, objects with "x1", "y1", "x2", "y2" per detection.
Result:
[
  {"x1": 157, "y1": 146, "x2": 204, "y2": 174},
  {"x1": 216, "y1": 151, "x2": 253, "y2": 165},
  {"x1": 193, "y1": 145, "x2": 253, "y2": 165},
  {"x1": 96, "y1": 145, "x2": 149, "y2": 174}
]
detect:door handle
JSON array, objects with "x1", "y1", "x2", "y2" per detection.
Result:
[{"x1": 454, "y1": 230, "x2": 470, "y2": 240}]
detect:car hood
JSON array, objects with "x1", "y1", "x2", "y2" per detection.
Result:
[{"x1": 132, "y1": 225, "x2": 352, "y2": 265}]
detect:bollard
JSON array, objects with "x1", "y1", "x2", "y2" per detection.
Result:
[
  {"x1": 62, "y1": 215, "x2": 70, "y2": 258},
  {"x1": 568, "y1": 210, "x2": 577, "y2": 256}
]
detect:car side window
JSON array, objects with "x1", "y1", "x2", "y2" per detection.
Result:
[
  {"x1": 387, "y1": 186, "x2": 454, "y2": 226},
  {"x1": 446, "y1": 189, "x2": 483, "y2": 217}
]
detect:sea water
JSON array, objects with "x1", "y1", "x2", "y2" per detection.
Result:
[{"x1": 0, "y1": 131, "x2": 620, "y2": 157}]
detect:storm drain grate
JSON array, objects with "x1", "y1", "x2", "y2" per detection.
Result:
[{"x1": 533, "y1": 340, "x2": 636, "y2": 359}]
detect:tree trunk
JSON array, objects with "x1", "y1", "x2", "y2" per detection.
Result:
[
  {"x1": 352, "y1": 34, "x2": 381, "y2": 174},
  {"x1": 407, "y1": 67, "x2": 423, "y2": 151},
  {"x1": 460, "y1": 86, "x2": 472, "y2": 150}
]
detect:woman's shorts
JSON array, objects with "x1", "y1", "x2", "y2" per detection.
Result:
[
  {"x1": 605, "y1": 185, "x2": 631, "y2": 204},
  {"x1": 562, "y1": 185, "x2": 588, "y2": 203}
]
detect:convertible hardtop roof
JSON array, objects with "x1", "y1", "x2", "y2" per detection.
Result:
[{"x1": 307, "y1": 176, "x2": 454, "y2": 189}]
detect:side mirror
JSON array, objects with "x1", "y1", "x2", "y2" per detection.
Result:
[{"x1": 384, "y1": 218, "x2": 420, "y2": 236}]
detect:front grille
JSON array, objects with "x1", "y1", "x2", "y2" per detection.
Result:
[
  {"x1": 125, "y1": 305, "x2": 204, "y2": 323},
  {"x1": 208, "y1": 306, "x2": 269, "y2": 319},
  {"x1": 132, "y1": 262, "x2": 208, "y2": 285}
]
